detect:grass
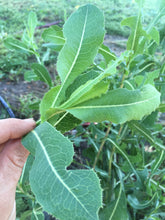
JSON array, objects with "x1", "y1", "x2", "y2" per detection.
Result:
[{"x1": 0, "y1": 0, "x2": 161, "y2": 36}]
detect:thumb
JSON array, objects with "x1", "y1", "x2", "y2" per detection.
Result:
[{"x1": 0, "y1": 139, "x2": 29, "y2": 188}]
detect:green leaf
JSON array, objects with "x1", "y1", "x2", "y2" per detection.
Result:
[
  {"x1": 42, "y1": 25, "x2": 65, "y2": 45},
  {"x1": 27, "y1": 11, "x2": 38, "y2": 38},
  {"x1": 107, "y1": 138, "x2": 142, "y2": 185},
  {"x1": 127, "y1": 193, "x2": 157, "y2": 210},
  {"x1": 128, "y1": 121, "x2": 165, "y2": 150},
  {"x1": 22, "y1": 122, "x2": 102, "y2": 220},
  {"x1": 42, "y1": 43, "x2": 63, "y2": 51},
  {"x1": 66, "y1": 84, "x2": 160, "y2": 124},
  {"x1": 134, "y1": 70, "x2": 159, "y2": 86},
  {"x1": 98, "y1": 44, "x2": 116, "y2": 64},
  {"x1": 52, "y1": 4, "x2": 105, "y2": 106},
  {"x1": 4, "y1": 37, "x2": 33, "y2": 54},
  {"x1": 20, "y1": 210, "x2": 32, "y2": 220},
  {"x1": 149, "y1": 27, "x2": 160, "y2": 45},
  {"x1": 31, "y1": 63, "x2": 52, "y2": 87},
  {"x1": 29, "y1": 101, "x2": 40, "y2": 110},
  {"x1": 61, "y1": 80, "x2": 110, "y2": 109},
  {"x1": 24, "y1": 70, "x2": 39, "y2": 82},
  {"x1": 55, "y1": 112, "x2": 81, "y2": 133},
  {"x1": 65, "y1": 70, "x2": 100, "y2": 100},
  {"x1": 60, "y1": 60, "x2": 117, "y2": 109},
  {"x1": 121, "y1": 15, "x2": 148, "y2": 54},
  {"x1": 157, "y1": 103, "x2": 165, "y2": 112},
  {"x1": 99, "y1": 190, "x2": 128, "y2": 220},
  {"x1": 150, "y1": 150, "x2": 165, "y2": 179},
  {"x1": 40, "y1": 86, "x2": 61, "y2": 122},
  {"x1": 74, "y1": 81, "x2": 109, "y2": 105},
  {"x1": 31, "y1": 210, "x2": 44, "y2": 220}
]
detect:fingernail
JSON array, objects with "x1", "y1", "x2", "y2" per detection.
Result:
[{"x1": 24, "y1": 118, "x2": 36, "y2": 127}]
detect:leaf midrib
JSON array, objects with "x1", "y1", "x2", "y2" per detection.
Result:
[
  {"x1": 34, "y1": 68, "x2": 50, "y2": 86},
  {"x1": 99, "y1": 47, "x2": 116, "y2": 60},
  {"x1": 51, "y1": 6, "x2": 89, "y2": 107},
  {"x1": 8, "y1": 41, "x2": 32, "y2": 53},
  {"x1": 45, "y1": 34, "x2": 65, "y2": 41},
  {"x1": 68, "y1": 95, "x2": 158, "y2": 110},
  {"x1": 32, "y1": 129, "x2": 94, "y2": 219}
]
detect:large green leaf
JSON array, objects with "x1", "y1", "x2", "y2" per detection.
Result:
[
  {"x1": 66, "y1": 84, "x2": 160, "y2": 124},
  {"x1": 51, "y1": 4, "x2": 105, "y2": 106},
  {"x1": 22, "y1": 122, "x2": 102, "y2": 220}
]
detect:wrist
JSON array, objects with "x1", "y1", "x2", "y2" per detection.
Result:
[
  {"x1": 8, "y1": 201, "x2": 16, "y2": 220},
  {"x1": 0, "y1": 186, "x2": 16, "y2": 220}
]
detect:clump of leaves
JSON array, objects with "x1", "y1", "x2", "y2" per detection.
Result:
[{"x1": 3, "y1": 0, "x2": 165, "y2": 219}]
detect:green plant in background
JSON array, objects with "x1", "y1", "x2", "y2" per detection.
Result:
[{"x1": 3, "y1": 0, "x2": 165, "y2": 219}]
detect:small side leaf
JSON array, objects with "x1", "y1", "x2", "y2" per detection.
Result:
[
  {"x1": 42, "y1": 25, "x2": 65, "y2": 45},
  {"x1": 31, "y1": 210, "x2": 44, "y2": 220},
  {"x1": 31, "y1": 63, "x2": 52, "y2": 87},
  {"x1": 4, "y1": 37, "x2": 33, "y2": 54},
  {"x1": 158, "y1": 103, "x2": 165, "y2": 112},
  {"x1": 27, "y1": 11, "x2": 38, "y2": 38},
  {"x1": 128, "y1": 121, "x2": 165, "y2": 150},
  {"x1": 121, "y1": 16, "x2": 148, "y2": 54},
  {"x1": 127, "y1": 194, "x2": 156, "y2": 210},
  {"x1": 24, "y1": 70, "x2": 39, "y2": 82},
  {"x1": 40, "y1": 86, "x2": 61, "y2": 122},
  {"x1": 98, "y1": 44, "x2": 116, "y2": 64}
]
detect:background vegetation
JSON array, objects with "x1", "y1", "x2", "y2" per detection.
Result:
[{"x1": 1, "y1": 0, "x2": 165, "y2": 220}]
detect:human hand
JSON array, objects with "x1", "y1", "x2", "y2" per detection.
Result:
[{"x1": 0, "y1": 118, "x2": 35, "y2": 220}]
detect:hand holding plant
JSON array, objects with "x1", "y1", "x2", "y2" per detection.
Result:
[{"x1": 0, "y1": 118, "x2": 35, "y2": 220}]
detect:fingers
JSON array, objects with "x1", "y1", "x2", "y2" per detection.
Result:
[
  {"x1": 0, "y1": 139, "x2": 29, "y2": 186},
  {"x1": 0, "y1": 118, "x2": 36, "y2": 145}
]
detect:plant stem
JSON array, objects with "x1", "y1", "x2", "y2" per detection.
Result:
[
  {"x1": 36, "y1": 54, "x2": 41, "y2": 64},
  {"x1": 93, "y1": 123, "x2": 111, "y2": 169},
  {"x1": 17, "y1": 183, "x2": 35, "y2": 201},
  {"x1": 36, "y1": 119, "x2": 41, "y2": 126},
  {"x1": 108, "y1": 146, "x2": 115, "y2": 177},
  {"x1": 150, "y1": 178, "x2": 165, "y2": 192},
  {"x1": 120, "y1": 73, "x2": 125, "y2": 88}
]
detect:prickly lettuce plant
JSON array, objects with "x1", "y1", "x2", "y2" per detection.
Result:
[{"x1": 3, "y1": 1, "x2": 165, "y2": 219}]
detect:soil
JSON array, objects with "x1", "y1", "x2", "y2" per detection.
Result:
[{"x1": 0, "y1": 80, "x2": 48, "y2": 118}]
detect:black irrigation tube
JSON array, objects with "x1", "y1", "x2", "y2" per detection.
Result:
[{"x1": 0, "y1": 96, "x2": 15, "y2": 118}]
